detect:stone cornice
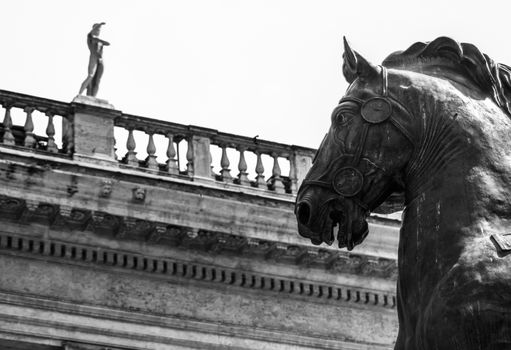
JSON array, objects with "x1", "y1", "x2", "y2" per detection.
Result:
[
  {"x1": 0, "y1": 145, "x2": 401, "y2": 260},
  {"x1": 0, "y1": 145, "x2": 296, "y2": 203},
  {"x1": 0, "y1": 132, "x2": 405, "y2": 213},
  {"x1": 0, "y1": 194, "x2": 398, "y2": 285},
  {"x1": 0, "y1": 232, "x2": 396, "y2": 310}
]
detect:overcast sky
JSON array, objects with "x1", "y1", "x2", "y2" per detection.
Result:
[{"x1": 2, "y1": 0, "x2": 511, "y2": 149}]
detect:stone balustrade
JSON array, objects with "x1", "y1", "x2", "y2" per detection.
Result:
[
  {"x1": 0, "y1": 89, "x2": 73, "y2": 154},
  {"x1": 0, "y1": 89, "x2": 315, "y2": 196},
  {"x1": 115, "y1": 113, "x2": 315, "y2": 194},
  {"x1": 0, "y1": 89, "x2": 405, "y2": 210}
]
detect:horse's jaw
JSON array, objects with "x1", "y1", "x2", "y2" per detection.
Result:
[
  {"x1": 334, "y1": 199, "x2": 370, "y2": 250},
  {"x1": 296, "y1": 190, "x2": 370, "y2": 250}
]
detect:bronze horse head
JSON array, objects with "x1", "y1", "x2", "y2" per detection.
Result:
[
  {"x1": 296, "y1": 37, "x2": 414, "y2": 250},
  {"x1": 296, "y1": 37, "x2": 511, "y2": 349}
]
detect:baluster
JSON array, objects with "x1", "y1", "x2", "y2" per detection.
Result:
[
  {"x1": 23, "y1": 107, "x2": 36, "y2": 148},
  {"x1": 145, "y1": 131, "x2": 158, "y2": 170},
  {"x1": 220, "y1": 145, "x2": 232, "y2": 181},
  {"x1": 255, "y1": 151, "x2": 266, "y2": 187},
  {"x1": 289, "y1": 156, "x2": 298, "y2": 194},
  {"x1": 186, "y1": 137, "x2": 194, "y2": 176},
  {"x1": 271, "y1": 152, "x2": 285, "y2": 193},
  {"x1": 2, "y1": 104, "x2": 14, "y2": 145},
  {"x1": 237, "y1": 147, "x2": 250, "y2": 185},
  {"x1": 165, "y1": 133, "x2": 178, "y2": 174},
  {"x1": 45, "y1": 111, "x2": 58, "y2": 152},
  {"x1": 124, "y1": 128, "x2": 138, "y2": 166}
]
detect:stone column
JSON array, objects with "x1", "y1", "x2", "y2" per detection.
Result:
[{"x1": 71, "y1": 96, "x2": 121, "y2": 166}]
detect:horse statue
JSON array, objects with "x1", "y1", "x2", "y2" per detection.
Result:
[{"x1": 295, "y1": 36, "x2": 511, "y2": 350}]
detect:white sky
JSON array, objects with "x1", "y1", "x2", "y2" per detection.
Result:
[{"x1": 2, "y1": 0, "x2": 511, "y2": 149}]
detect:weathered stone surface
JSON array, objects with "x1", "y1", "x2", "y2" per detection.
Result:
[
  {"x1": 70, "y1": 98, "x2": 119, "y2": 165},
  {"x1": 0, "y1": 148, "x2": 399, "y2": 348},
  {"x1": 0, "y1": 152, "x2": 400, "y2": 261},
  {"x1": 72, "y1": 95, "x2": 114, "y2": 109},
  {"x1": 0, "y1": 254, "x2": 397, "y2": 343},
  {"x1": 0, "y1": 86, "x2": 401, "y2": 349}
]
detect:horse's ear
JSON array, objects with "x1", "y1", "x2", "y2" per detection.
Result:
[
  {"x1": 342, "y1": 36, "x2": 379, "y2": 83},
  {"x1": 343, "y1": 36, "x2": 358, "y2": 83}
]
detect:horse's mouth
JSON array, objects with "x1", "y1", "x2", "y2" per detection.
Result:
[
  {"x1": 297, "y1": 199, "x2": 369, "y2": 250},
  {"x1": 297, "y1": 219, "x2": 334, "y2": 246},
  {"x1": 333, "y1": 210, "x2": 369, "y2": 251},
  {"x1": 329, "y1": 207, "x2": 344, "y2": 246}
]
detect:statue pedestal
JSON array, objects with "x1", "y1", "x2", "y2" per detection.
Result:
[
  {"x1": 71, "y1": 95, "x2": 120, "y2": 166},
  {"x1": 72, "y1": 95, "x2": 115, "y2": 109}
]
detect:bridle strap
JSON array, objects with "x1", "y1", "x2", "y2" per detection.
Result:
[
  {"x1": 353, "y1": 123, "x2": 369, "y2": 165},
  {"x1": 302, "y1": 180, "x2": 332, "y2": 189},
  {"x1": 303, "y1": 65, "x2": 412, "y2": 212}
]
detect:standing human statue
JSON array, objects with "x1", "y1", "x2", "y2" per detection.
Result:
[{"x1": 78, "y1": 22, "x2": 110, "y2": 97}]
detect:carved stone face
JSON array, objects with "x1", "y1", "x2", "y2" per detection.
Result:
[
  {"x1": 100, "y1": 180, "x2": 113, "y2": 197},
  {"x1": 133, "y1": 187, "x2": 146, "y2": 201}
]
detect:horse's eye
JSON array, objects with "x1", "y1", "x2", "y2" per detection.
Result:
[{"x1": 333, "y1": 112, "x2": 353, "y2": 126}]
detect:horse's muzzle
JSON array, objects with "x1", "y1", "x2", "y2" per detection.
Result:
[
  {"x1": 296, "y1": 186, "x2": 370, "y2": 250},
  {"x1": 295, "y1": 188, "x2": 338, "y2": 245},
  {"x1": 296, "y1": 201, "x2": 312, "y2": 227}
]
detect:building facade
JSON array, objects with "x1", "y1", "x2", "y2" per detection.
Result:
[{"x1": 0, "y1": 90, "x2": 400, "y2": 349}]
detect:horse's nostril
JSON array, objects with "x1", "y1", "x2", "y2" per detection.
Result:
[{"x1": 297, "y1": 202, "x2": 311, "y2": 226}]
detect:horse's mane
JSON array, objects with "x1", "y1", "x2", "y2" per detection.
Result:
[{"x1": 382, "y1": 36, "x2": 511, "y2": 116}]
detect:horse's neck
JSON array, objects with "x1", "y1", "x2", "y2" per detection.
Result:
[{"x1": 400, "y1": 84, "x2": 511, "y2": 279}]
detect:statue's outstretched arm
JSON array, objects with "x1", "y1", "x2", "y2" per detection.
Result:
[{"x1": 90, "y1": 35, "x2": 110, "y2": 46}]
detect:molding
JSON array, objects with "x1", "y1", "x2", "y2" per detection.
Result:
[
  {"x1": 0, "y1": 291, "x2": 394, "y2": 350},
  {"x1": 0, "y1": 194, "x2": 398, "y2": 282},
  {"x1": 0, "y1": 230, "x2": 396, "y2": 309},
  {"x1": 0, "y1": 144, "x2": 405, "y2": 214},
  {"x1": 0, "y1": 146, "x2": 296, "y2": 203}
]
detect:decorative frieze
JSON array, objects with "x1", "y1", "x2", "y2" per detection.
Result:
[
  {"x1": 0, "y1": 231, "x2": 396, "y2": 309},
  {"x1": 117, "y1": 217, "x2": 152, "y2": 240},
  {"x1": 54, "y1": 206, "x2": 91, "y2": 230},
  {"x1": 0, "y1": 196, "x2": 25, "y2": 220},
  {"x1": 26, "y1": 202, "x2": 58, "y2": 225},
  {"x1": 146, "y1": 224, "x2": 184, "y2": 246},
  {"x1": 0, "y1": 194, "x2": 398, "y2": 281},
  {"x1": 211, "y1": 233, "x2": 247, "y2": 254},
  {"x1": 89, "y1": 211, "x2": 122, "y2": 235}
]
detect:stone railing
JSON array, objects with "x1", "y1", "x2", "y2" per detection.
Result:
[
  {"x1": 115, "y1": 113, "x2": 315, "y2": 194},
  {"x1": 0, "y1": 89, "x2": 315, "y2": 196},
  {"x1": 0, "y1": 90, "x2": 73, "y2": 154}
]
